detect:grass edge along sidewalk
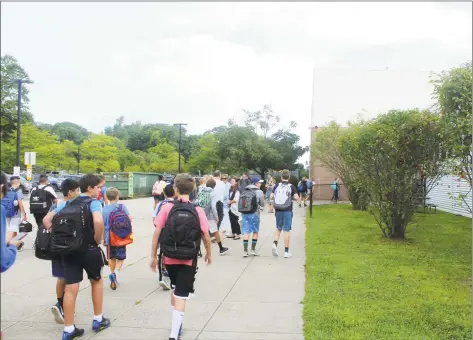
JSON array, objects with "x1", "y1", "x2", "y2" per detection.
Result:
[{"x1": 303, "y1": 204, "x2": 472, "y2": 340}]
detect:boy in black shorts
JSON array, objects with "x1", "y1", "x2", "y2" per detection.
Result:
[
  {"x1": 150, "y1": 174, "x2": 212, "y2": 340},
  {"x1": 43, "y1": 174, "x2": 111, "y2": 340},
  {"x1": 44, "y1": 179, "x2": 81, "y2": 324}
]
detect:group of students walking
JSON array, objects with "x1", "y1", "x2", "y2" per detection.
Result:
[
  {"x1": 149, "y1": 169, "x2": 301, "y2": 340},
  {"x1": 1, "y1": 168, "x2": 303, "y2": 340},
  {"x1": 0, "y1": 172, "x2": 134, "y2": 340}
]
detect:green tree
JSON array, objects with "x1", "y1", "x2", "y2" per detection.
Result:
[
  {"x1": 312, "y1": 121, "x2": 369, "y2": 210},
  {"x1": 342, "y1": 109, "x2": 449, "y2": 238},
  {"x1": 431, "y1": 61, "x2": 472, "y2": 212},
  {"x1": 1, "y1": 55, "x2": 34, "y2": 141},
  {"x1": 187, "y1": 134, "x2": 221, "y2": 174},
  {"x1": 80, "y1": 134, "x2": 120, "y2": 172},
  {"x1": 0, "y1": 123, "x2": 66, "y2": 172},
  {"x1": 51, "y1": 122, "x2": 90, "y2": 144}
]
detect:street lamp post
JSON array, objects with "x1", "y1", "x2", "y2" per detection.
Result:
[
  {"x1": 8, "y1": 79, "x2": 34, "y2": 167},
  {"x1": 77, "y1": 143, "x2": 81, "y2": 174},
  {"x1": 173, "y1": 123, "x2": 188, "y2": 174}
]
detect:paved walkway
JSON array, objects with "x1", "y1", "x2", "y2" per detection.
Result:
[{"x1": 1, "y1": 198, "x2": 306, "y2": 339}]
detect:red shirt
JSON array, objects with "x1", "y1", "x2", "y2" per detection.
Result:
[{"x1": 153, "y1": 198, "x2": 209, "y2": 266}]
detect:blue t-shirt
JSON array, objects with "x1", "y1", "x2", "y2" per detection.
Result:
[
  {"x1": 99, "y1": 186, "x2": 107, "y2": 204},
  {"x1": 9, "y1": 187, "x2": 23, "y2": 218},
  {"x1": 103, "y1": 202, "x2": 130, "y2": 246},
  {"x1": 54, "y1": 194, "x2": 102, "y2": 214},
  {"x1": 1, "y1": 205, "x2": 17, "y2": 272}
]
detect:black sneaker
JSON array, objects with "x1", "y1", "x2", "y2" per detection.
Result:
[
  {"x1": 61, "y1": 326, "x2": 85, "y2": 340},
  {"x1": 51, "y1": 302, "x2": 64, "y2": 324},
  {"x1": 92, "y1": 316, "x2": 111, "y2": 333},
  {"x1": 219, "y1": 247, "x2": 229, "y2": 255}
]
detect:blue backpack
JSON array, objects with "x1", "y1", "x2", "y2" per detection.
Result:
[
  {"x1": 298, "y1": 182, "x2": 304, "y2": 192},
  {"x1": 1, "y1": 189, "x2": 19, "y2": 218},
  {"x1": 109, "y1": 204, "x2": 133, "y2": 247}
]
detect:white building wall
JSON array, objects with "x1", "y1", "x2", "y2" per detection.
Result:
[
  {"x1": 311, "y1": 67, "x2": 434, "y2": 127},
  {"x1": 428, "y1": 175, "x2": 472, "y2": 218}
]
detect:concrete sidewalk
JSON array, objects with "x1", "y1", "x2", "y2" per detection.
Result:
[{"x1": 1, "y1": 198, "x2": 306, "y2": 340}]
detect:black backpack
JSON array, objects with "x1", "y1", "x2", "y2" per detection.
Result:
[
  {"x1": 34, "y1": 224, "x2": 54, "y2": 261},
  {"x1": 238, "y1": 187, "x2": 258, "y2": 214},
  {"x1": 159, "y1": 200, "x2": 202, "y2": 260},
  {"x1": 50, "y1": 196, "x2": 94, "y2": 255},
  {"x1": 30, "y1": 185, "x2": 53, "y2": 214}
]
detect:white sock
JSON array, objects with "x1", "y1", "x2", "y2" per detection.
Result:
[
  {"x1": 169, "y1": 309, "x2": 184, "y2": 338},
  {"x1": 93, "y1": 314, "x2": 103, "y2": 322},
  {"x1": 64, "y1": 325, "x2": 75, "y2": 333}
]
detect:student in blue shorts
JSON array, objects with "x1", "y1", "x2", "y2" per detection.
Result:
[
  {"x1": 103, "y1": 187, "x2": 132, "y2": 291},
  {"x1": 240, "y1": 177, "x2": 265, "y2": 257},
  {"x1": 43, "y1": 174, "x2": 110, "y2": 340}
]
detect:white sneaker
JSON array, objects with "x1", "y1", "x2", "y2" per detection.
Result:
[
  {"x1": 284, "y1": 252, "x2": 292, "y2": 259},
  {"x1": 272, "y1": 244, "x2": 278, "y2": 257},
  {"x1": 159, "y1": 276, "x2": 171, "y2": 290},
  {"x1": 250, "y1": 250, "x2": 259, "y2": 256}
]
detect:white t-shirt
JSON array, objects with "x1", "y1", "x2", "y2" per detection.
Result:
[
  {"x1": 230, "y1": 190, "x2": 241, "y2": 215},
  {"x1": 213, "y1": 178, "x2": 226, "y2": 202},
  {"x1": 31, "y1": 184, "x2": 57, "y2": 198}
]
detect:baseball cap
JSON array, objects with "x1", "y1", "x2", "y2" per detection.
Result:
[{"x1": 251, "y1": 177, "x2": 264, "y2": 184}]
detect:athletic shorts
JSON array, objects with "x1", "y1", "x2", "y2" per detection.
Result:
[
  {"x1": 154, "y1": 194, "x2": 165, "y2": 201},
  {"x1": 52, "y1": 259, "x2": 65, "y2": 279},
  {"x1": 108, "y1": 246, "x2": 126, "y2": 260},
  {"x1": 166, "y1": 264, "x2": 196, "y2": 299},
  {"x1": 6, "y1": 217, "x2": 21, "y2": 233},
  {"x1": 241, "y1": 213, "x2": 260, "y2": 234},
  {"x1": 208, "y1": 220, "x2": 219, "y2": 234},
  {"x1": 299, "y1": 192, "x2": 308, "y2": 198},
  {"x1": 61, "y1": 247, "x2": 106, "y2": 285},
  {"x1": 275, "y1": 211, "x2": 293, "y2": 232}
]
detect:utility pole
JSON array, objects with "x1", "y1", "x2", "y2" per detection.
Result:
[
  {"x1": 8, "y1": 79, "x2": 34, "y2": 167},
  {"x1": 173, "y1": 123, "x2": 188, "y2": 174},
  {"x1": 77, "y1": 144, "x2": 81, "y2": 174}
]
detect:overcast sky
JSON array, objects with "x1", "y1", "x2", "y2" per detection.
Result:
[{"x1": 1, "y1": 2, "x2": 471, "y2": 162}]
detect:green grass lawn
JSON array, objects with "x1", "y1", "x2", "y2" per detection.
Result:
[{"x1": 304, "y1": 204, "x2": 472, "y2": 340}]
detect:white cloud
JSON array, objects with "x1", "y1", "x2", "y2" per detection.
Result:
[{"x1": 1, "y1": 2, "x2": 471, "y2": 166}]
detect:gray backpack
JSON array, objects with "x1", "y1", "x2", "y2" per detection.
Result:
[{"x1": 273, "y1": 183, "x2": 292, "y2": 210}]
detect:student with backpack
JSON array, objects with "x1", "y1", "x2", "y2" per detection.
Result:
[
  {"x1": 271, "y1": 170, "x2": 301, "y2": 259},
  {"x1": 103, "y1": 187, "x2": 133, "y2": 291},
  {"x1": 297, "y1": 177, "x2": 308, "y2": 208},
  {"x1": 43, "y1": 174, "x2": 111, "y2": 340},
  {"x1": 152, "y1": 184, "x2": 176, "y2": 291},
  {"x1": 3, "y1": 176, "x2": 28, "y2": 246},
  {"x1": 30, "y1": 174, "x2": 57, "y2": 230},
  {"x1": 42, "y1": 179, "x2": 81, "y2": 325},
  {"x1": 238, "y1": 177, "x2": 265, "y2": 257},
  {"x1": 150, "y1": 173, "x2": 213, "y2": 340}
]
